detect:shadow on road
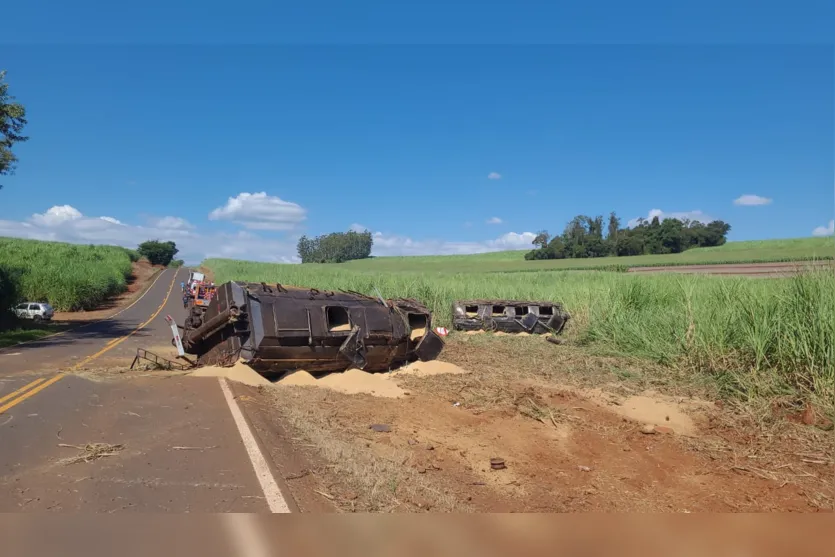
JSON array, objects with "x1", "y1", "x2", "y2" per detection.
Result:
[{"x1": 0, "y1": 319, "x2": 155, "y2": 353}]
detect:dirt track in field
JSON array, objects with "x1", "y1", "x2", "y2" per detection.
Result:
[{"x1": 627, "y1": 260, "x2": 833, "y2": 277}]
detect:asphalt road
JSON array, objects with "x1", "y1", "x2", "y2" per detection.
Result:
[
  {"x1": 0, "y1": 266, "x2": 183, "y2": 376},
  {"x1": 0, "y1": 267, "x2": 281, "y2": 512}
]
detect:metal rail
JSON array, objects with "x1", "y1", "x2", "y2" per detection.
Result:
[{"x1": 130, "y1": 348, "x2": 193, "y2": 371}]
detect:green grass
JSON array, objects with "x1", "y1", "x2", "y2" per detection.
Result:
[
  {"x1": 0, "y1": 326, "x2": 58, "y2": 348},
  {"x1": 334, "y1": 236, "x2": 834, "y2": 274},
  {"x1": 0, "y1": 237, "x2": 135, "y2": 311},
  {"x1": 205, "y1": 256, "x2": 834, "y2": 406}
]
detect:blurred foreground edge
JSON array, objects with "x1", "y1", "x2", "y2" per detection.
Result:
[{"x1": 1, "y1": 514, "x2": 832, "y2": 557}]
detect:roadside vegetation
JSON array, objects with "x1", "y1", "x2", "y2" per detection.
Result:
[
  {"x1": 0, "y1": 237, "x2": 181, "y2": 316},
  {"x1": 0, "y1": 237, "x2": 134, "y2": 311},
  {"x1": 205, "y1": 257, "x2": 834, "y2": 409}
]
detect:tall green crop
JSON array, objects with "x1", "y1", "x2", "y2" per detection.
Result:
[{"x1": 0, "y1": 237, "x2": 134, "y2": 311}]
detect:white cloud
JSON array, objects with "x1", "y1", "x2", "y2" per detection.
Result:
[
  {"x1": 2, "y1": 203, "x2": 538, "y2": 266},
  {"x1": 368, "y1": 230, "x2": 536, "y2": 257},
  {"x1": 30, "y1": 205, "x2": 82, "y2": 226},
  {"x1": 487, "y1": 172, "x2": 502, "y2": 180},
  {"x1": 148, "y1": 216, "x2": 194, "y2": 230},
  {"x1": 733, "y1": 194, "x2": 773, "y2": 206},
  {"x1": 486, "y1": 217, "x2": 503, "y2": 225},
  {"x1": 0, "y1": 204, "x2": 298, "y2": 265},
  {"x1": 208, "y1": 192, "x2": 307, "y2": 231},
  {"x1": 488, "y1": 232, "x2": 538, "y2": 249},
  {"x1": 348, "y1": 223, "x2": 369, "y2": 232},
  {"x1": 627, "y1": 208, "x2": 714, "y2": 228},
  {"x1": 812, "y1": 220, "x2": 834, "y2": 237}
]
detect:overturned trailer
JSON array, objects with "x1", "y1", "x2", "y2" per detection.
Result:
[
  {"x1": 180, "y1": 281, "x2": 445, "y2": 375},
  {"x1": 452, "y1": 299, "x2": 570, "y2": 334}
]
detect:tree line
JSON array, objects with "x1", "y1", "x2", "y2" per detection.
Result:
[
  {"x1": 297, "y1": 230, "x2": 373, "y2": 263},
  {"x1": 525, "y1": 212, "x2": 731, "y2": 260},
  {"x1": 137, "y1": 240, "x2": 180, "y2": 266}
]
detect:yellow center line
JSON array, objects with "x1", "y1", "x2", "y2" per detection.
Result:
[
  {"x1": 0, "y1": 377, "x2": 46, "y2": 406},
  {"x1": 0, "y1": 375, "x2": 64, "y2": 414},
  {"x1": 69, "y1": 270, "x2": 180, "y2": 371},
  {"x1": 0, "y1": 270, "x2": 182, "y2": 414}
]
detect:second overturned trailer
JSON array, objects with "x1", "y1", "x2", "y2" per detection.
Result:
[
  {"x1": 181, "y1": 281, "x2": 445, "y2": 375},
  {"x1": 452, "y1": 299, "x2": 570, "y2": 334}
]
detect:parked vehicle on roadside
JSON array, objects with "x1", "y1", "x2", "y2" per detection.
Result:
[{"x1": 12, "y1": 302, "x2": 55, "y2": 322}]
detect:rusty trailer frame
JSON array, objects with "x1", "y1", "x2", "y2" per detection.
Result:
[
  {"x1": 180, "y1": 281, "x2": 445, "y2": 376},
  {"x1": 451, "y1": 299, "x2": 570, "y2": 334}
]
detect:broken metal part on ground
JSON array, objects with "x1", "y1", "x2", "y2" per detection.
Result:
[
  {"x1": 451, "y1": 299, "x2": 570, "y2": 334},
  {"x1": 180, "y1": 281, "x2": 444, "y2": 375}
]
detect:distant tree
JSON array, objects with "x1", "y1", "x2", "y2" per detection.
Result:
[
  {"x1": 296, "y1": 235, "x2": 313, "y2": 262},
  {"x1": 615, "y1": 234, "x2": 644, "y2": 256},
  {"x1": 296, "y1": 229, "x2": 373, "y2": 263},
  {"x1": 168, "y1": 259, "x2": 185, "y2": 268},
  {"x1": 137, "y1": 240, "x2": 179, "y2": 266},
  {"x1": 532, "y1": 230, "x2": 550, "y2": 250},
  {"x1": 606, "y1": 212, "x2": 620, "y2": 247},
  {"x1": 606, "y1": 212, "x2": 620, "y2": 238},
  {"x1": 525, "y1": 210, "x2": 732, "y2": 261},
  {"x1": 0, "y1": 70, "x2": 29, "y2": 190}
]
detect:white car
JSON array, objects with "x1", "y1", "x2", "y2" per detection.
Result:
[{"x1": 13, "y1": 302, "x2": 55, "y2": 322}]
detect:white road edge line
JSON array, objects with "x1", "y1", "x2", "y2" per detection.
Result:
[{"x1": 219, "y1": 377, "x2": 291, "y2": 513}]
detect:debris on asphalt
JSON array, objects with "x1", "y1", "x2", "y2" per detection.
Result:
[
  {"x1": 490, "y1": 457, "x2": 506, "y2": 470},
  {"x1": 284, "y1": 470, "x2": 312, "y2": 481},
  {"x1": 190, "y1": 360, "x2": 272, "y2": 387},
  {"x1": 57, "y1": 442, "x2": 125, "y2": 465},
  {"x1": 314, "y1": 490, "x2": 335, "y2": 500}
]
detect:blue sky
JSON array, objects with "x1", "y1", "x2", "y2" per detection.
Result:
[{"x1": 1, "y1": 3, "x2": 833, "y2": 264}]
